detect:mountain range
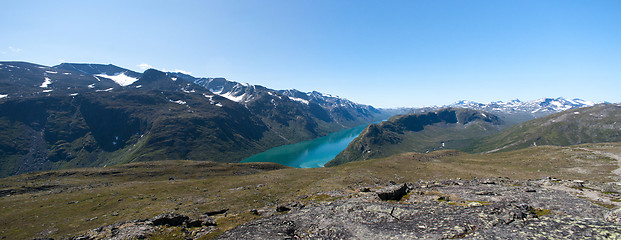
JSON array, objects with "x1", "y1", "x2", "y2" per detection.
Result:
[
  {"x1": 0, "y1": 61, "x2": 387, "y2": 177},
  {"x1": 450, "y1": 98, "x2": 595, "y2": 116},
  {"x1": 448, "y1": 98, "x2": 596, "y2": 124},
  {"x1": 0, "y1": 61, "x2": 607, "y2": 177},
  {"x1": 388, "y1": 98, "x2": 598, "y2": 125}
]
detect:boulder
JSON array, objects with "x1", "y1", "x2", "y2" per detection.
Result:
[
  {"x1": 205, "y1": 208, "x2": 228, "y2": 216},
  {"x1": 186, "y1": 215, "x2": 217, "y2": 227},
  {"x1": 376, "y1": 183, "x2": 408, "y2": 201},
  {"x1": 277, "y1": 201, "x2": 305, "y2": 212},
  {"x1": 150, "y1": 213, "x2": 189, "y2": 226}
]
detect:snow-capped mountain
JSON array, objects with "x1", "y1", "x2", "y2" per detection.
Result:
[
  {"x1": 55, "y1": 63, "x2": 142, "y2": 86},
  {"x1": 0, "y1": 61, "x2": 379, "y2": 119},
  {"x1": 278, "y1": 89, "x2": 380, "y2": 120},
  {"x1": 0, "y1": 62, "x2": 121, "y2": 97},
  {"x1": 391, "y1": 98, "x2": 599, "y2": 125},
  {"x1": 193, "y1": 77, "x2": 260, "y2": 103},
  {"x1": 170, "y1": 72, "x2": 382, "y2": 123},
  {"x1": 449, "y1": 98, "x2": 595, "y2": 116}
]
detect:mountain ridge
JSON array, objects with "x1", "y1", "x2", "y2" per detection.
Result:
[{"x1": 326, "y1": 108, "x2": 504, "y2": 166}]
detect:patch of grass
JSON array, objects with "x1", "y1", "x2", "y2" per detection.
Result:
[
  {"x1": 312, "y1": 194, "x2": 343, "y2": 202},
  {"x1": 399, "y1": 192, "x2": 413, "y2": 203},
  {"x1": 201, "y1": 212, "x2": 262, "y2": 239},
  {"x1": 593, "y1": 202, "x2": 618, "y2": 209},
  {"x1": 530, "y1": 208, "x2": 552, "y2": 217}
]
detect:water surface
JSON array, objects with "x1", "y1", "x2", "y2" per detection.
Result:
[{"x1": 241, "y1": 124, "x2": 368, "y2": 168}]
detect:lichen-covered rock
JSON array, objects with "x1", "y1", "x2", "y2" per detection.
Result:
[
  {"x1": 218, "y1": 201, "x2": 541, "y2": 239},
  {"x1": 605, "y1": 207, "x2": 621, "y2": 224},
  {"x1": 72, "y1": 220, "x2": 155, "y2": 240},
  {"x1": 218, "y1": 179, "x2": 621, "y2": 239},
  {"x1": 71, "y1": 213, "x2": 216, "y2": 239}
]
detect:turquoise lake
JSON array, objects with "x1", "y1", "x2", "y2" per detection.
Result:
[{"x1": 241, "y1": 124, "x2": 368, "y2": 168}]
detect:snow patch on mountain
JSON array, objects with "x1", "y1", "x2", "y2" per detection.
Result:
[
  {"x1": 40, "y1": 77, "x2": 52, "y2": 88},
  {"x1": 203, "y1": 93, "x2": 223, "y2": 107},
  {"x1": 181, "y1": 88, "x2": 196, "y2": 93},
  {"x1": 289, "y1": 97, "x2": 309, "y2": 105},
  {"x1": 170, "y1": 99, "x2": 187, "y2": 105},
  {"x1": 219, "y1": 91, "x2": 247, "y2": 102},
  {"x1": 200, "y1": 80, "x2": 254, "y2": 103},
  {"x1": 95, "y1": 72, "x2": 138, "y2": 86},
  {"x1": 96, "y1": 88, "x2": 114, "y2": 92}
]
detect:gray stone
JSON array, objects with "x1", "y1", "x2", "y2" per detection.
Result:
[{"x1": 605, "y1": 207, "x2": 621, "y2": 224}]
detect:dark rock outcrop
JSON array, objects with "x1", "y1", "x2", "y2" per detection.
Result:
[
  {"x1": 376, "y1": 183, "x2": 408, "y2": 201},
  {"x1": 150, "y1": 213, "x2": 189, "y2": 226},
  {"x1": 186, "y1": 215, "x2": 217, "y2": 228},
  {"x1": 205, "y1": 208, "x2": 228, "y2": 216}
]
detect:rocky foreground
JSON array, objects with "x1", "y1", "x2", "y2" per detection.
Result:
[
  {"x1": 70, "y1": 177, "x2": 621, "y2": 239},
  {"x1": 221, "y1": 178, "x2": 621, "y2": 239}
]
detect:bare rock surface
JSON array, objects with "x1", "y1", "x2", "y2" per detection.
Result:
[
  {"x1": 70, "y1": 213, "x2": 216, "y2": 240},
  {"x1": 218, "y1": 178, "x2": 621, "y2": 239}
]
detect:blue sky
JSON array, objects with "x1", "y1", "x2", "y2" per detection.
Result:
[{"x1": 2, "y1": 0, "x2": 620, "y2": 107}]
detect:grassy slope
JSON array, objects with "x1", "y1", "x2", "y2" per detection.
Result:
[
  {"x1": 1, "y1": 142, "x2": 620, "y2": 239},
  {"x1": 465, "y1": 104, "x2": 621, "y2": 153}
]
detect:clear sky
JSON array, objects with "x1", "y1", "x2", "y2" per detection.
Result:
[{"x1": 2, "y1": 0, "x2": 620, "y2": 108}]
